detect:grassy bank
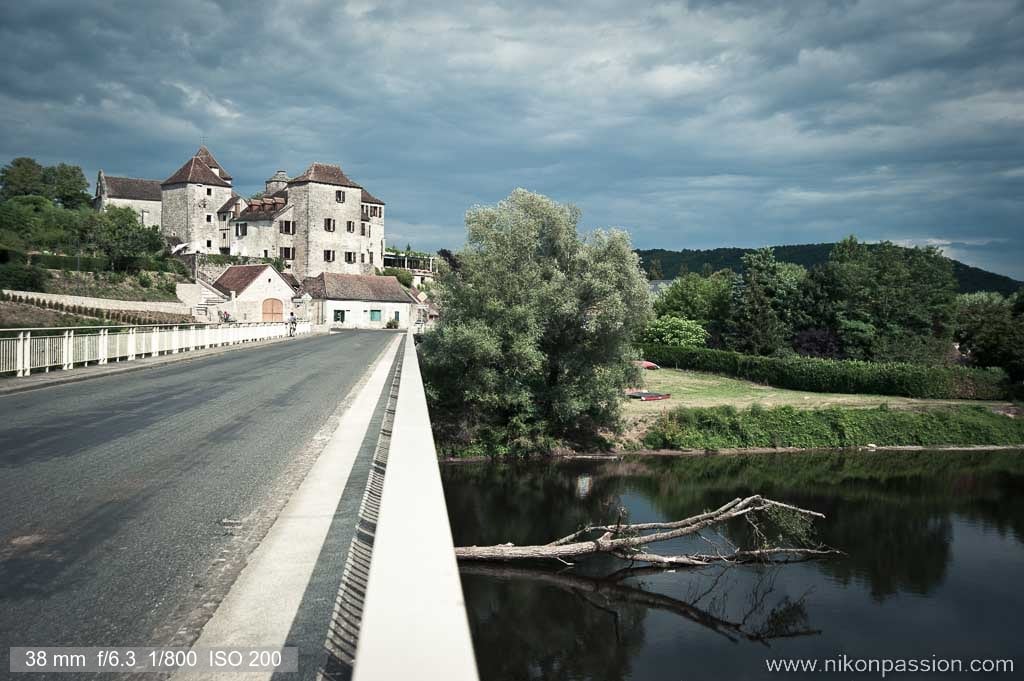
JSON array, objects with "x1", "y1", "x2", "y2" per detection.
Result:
[
  {"x1": 641, "y1": 404, "x2": 1024, "y2": 450},
  {"x1": 626, "y1": 368, "x2": 1012, "y2": 415}
]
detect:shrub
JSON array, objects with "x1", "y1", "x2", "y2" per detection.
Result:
[
  {"x1": 385, "y1": 318, "x2": 399, "y2": 329},
  {"x1": 381, "y1": 267, "x2": 413, "y2": 288},
  {"x1": 0, "y1": 264, "x2": 46, "y2": 292},
  {"x1": 642, "y1": 404, "x2": 1024, "y2": 450},
  {"x1": 641, "y1": 344, "x2": 1009, "y2": 400},
  {"x1": 641, "y1": 316, "x2": 708, "y2": 348},
  {"x1": 136, "y1": 272, "x2": 152, "y2": 288}
]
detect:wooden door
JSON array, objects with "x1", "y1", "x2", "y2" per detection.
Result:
[{"x1": 262, "y1": 298, "x2": 284, "y2": 322}]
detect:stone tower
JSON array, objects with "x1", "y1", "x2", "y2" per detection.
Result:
[{"x1": 160, "y1": 146, "x2": 235, "y2": 252}]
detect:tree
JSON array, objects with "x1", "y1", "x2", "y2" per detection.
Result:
[
  {"x1": 381, "y1": 266, "x2": 413, "y2": 288},
  {"x1": 419, "y1": 189, "x2": 651, "y2": 456},
  {"x1": 94, "y1": 206, "x2": 164, "y2": 270},
  {"x1": 653, "y1": 269, "x2": 734, "y2": 343},
  {"x1": 955, "y1": 291, "x2": 1024, "y2": 382},
  {"x1": 43, "y1": 163, "x2": 90, "y2": 208},
  {"x1": 641, "y1": 316, "x2": 707, "y2": 348},
  {"x1": 726, "y1": 249, "x2": 804, "y2": 356},
  {"x1": 806, "y1": 237, "x2": 957, "y2": 363},
  {"x1": 0, "y1": 157, "x2": 48, "y2": 201}
]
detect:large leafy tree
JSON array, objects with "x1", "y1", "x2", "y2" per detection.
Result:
[
  {"x1": 955, "y1": 291, "x2": 1024, "y2": 382},
  {"x1": 0, "y1": 157, "x2": 49, "y2": 200},
  {"x1": 419, "y1": 189, "x2": 651, "y2": 456},
  {"x1": 94, "y1": 206, "x2": 164, "y2": 270},
  {"x1": 806, "y1": 237, "x2": 957, "y2": 363},
  {"x1": 653, "y1": 269, "x2": 734, "y2": 344},
  {"x1": 43, "y1": 163, "x2": 90, "y2": 209},
  {"x1": 726, "y1": 248, "x2": 805, "y2": 356}
]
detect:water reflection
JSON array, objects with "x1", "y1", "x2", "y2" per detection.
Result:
[{"x1": 443, "y1": 451, "x2": 1024, "y2": 681}]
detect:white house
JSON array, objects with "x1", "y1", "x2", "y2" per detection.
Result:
[
  {"x1": 302, "y1": 273, "x2": 415, "y2": 330},
  {"x1": 212, "y1": 264, "x2": 301, "y2": 322}
]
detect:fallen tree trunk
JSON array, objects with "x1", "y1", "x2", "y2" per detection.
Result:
[{"x1": 455, "y1": 495, "x2": 841, "y2": 567}]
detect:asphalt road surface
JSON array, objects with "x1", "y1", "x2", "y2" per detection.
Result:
[{"x1": 0, "y1": 331, "x2": 394, "y2": 668}]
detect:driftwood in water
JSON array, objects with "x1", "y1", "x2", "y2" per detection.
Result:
[{"x1": 455, "y1": 495, "x2": 841, "y2": 567}]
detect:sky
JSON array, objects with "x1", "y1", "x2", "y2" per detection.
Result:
[{"x1": 1, "y1": 1, "x2": 1021, "y2": 278}]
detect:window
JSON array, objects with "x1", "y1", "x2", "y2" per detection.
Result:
[
  {"x1": 206, "y1": 188, "x2": 212, "y2": 196},
  {"x1": 324, "y1": 250, "x2": 336, "y2": 262},
  {"x1": 219, "y1": 247, "x2": 230, "y2": 255},
  {"x1": 220, "y1": 214, "x2": 227, "y2": 221},
  {"x1": 361, "y1": 253, "x2": 365, "y2": 263},
  {"x1": 333, "y1": 310, "x2": 345, "y2": 322},
  {"x1": 206, "y1": 240, "x2": 212, "y2": 248},
  {"x1": 369, "y1": 252, "x2": 374, "y2": 264},
  {"x1": 263, "y1": 250, "x2": 268, "y2": 258},
  {"x1": 370, "y1": 309, "x2": 382, "y2": 322},
  {"x1": 222, "y1": 233, "x2": 226, "y2": 240},
  {"x1": 367, "y1": 225, "x2": 371, "y2": 238},
  {"x1": 235, "y1": 223, "x2": 248, "y2": 237},
  {"x1": 344, "y1": 251, "x2": 356, "y2": 264},
  {"x1": 394, "y1": 311, "x2": 400, "y2": 322},
  {"x1": 346, "y1": 220, "x2": 355, "y2": 233},
  {"x1": 336, "y1": 190, "x2": 345, "y2": 203},
  {"x1": 360, "y1": 222, "x2": 367, "y2": 236},
  {"x1": 206, "y1": 214, "x2": 212, "y2": 223},
  {"x1": 324, "y1": 218, "x2": 336, "y2": 232},
  {"x1": 279, "y1": 246, "x2": 294, "y2": 260},
  {"x1": 279, "y1": 220, "x2": 294, "y2": 234}
]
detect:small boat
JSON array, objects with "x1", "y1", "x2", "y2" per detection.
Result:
[
  {"x1": 634, "y1": 360, "x2": 661, "y2": 370},
  {"x1": 626, "y1": 391, "x2": 671, "y2": 401}
]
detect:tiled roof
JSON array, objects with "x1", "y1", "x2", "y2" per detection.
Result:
[
  {"x1": 280, "y1": 272, "x2": 300, "y2": 290},
  {"x1": 162, "y1": 156, "x2": 231, "y2": 187},
  {"x1": 213, "y1": 264, "x2": 270, "y2": 295},
  {"x1": 361, "y1": 188, "x2": 385, "y2": 205},
  {"x1": 302, "y1": 273, "x2": 415, "y2": 303},
  {"x1": 195, "y1": 145, "x2": 233, "y2": 180},
  {"x1": 218, "y1": 194, "x2": 242, "y2": 213},
  {"x1": 289, "y1": 162, "x2": 361, "y2": 188},
  {"x1": 104, "y1": 175, "x2": 162, "y2": 201},
  {"x1": 237, "y1": 195, "x2": 288, "y2": 221}
]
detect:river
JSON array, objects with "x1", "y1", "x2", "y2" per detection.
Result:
[{"x1": 441, "y1": 450, "x2": 1024, "y2": 680}]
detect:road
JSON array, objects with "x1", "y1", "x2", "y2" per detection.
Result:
[{"x1": 0, "y1": 331, "x2": 395, "y2": 669}]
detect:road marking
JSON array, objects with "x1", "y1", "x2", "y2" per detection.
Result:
[{"x1": 170, "y1": 334, "x2": 402, "y2": 681}]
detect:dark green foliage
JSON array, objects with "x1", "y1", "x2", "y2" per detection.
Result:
[
  {"x1": 0, "y1": 264, "x2": 46, "y2": 291},
  {"x1": 642, "y1": 404, "x2": 1024, "y2": 450},
  {"x1": 381, "y1": 267, "x2": 413, "y2": 288},
  {"x1": 42, "y1": 163, "x2": 90, "y2": 209},
  {"x1": 642, "y1": 345, "x2": 1009, "y2": 400},
  {"x1": 420, "y1": 189, "x2": 651, "y2": 457},
  {"x1": 955, "y1": 291, "x2": 1024, "y2": 383},
  {"x1": 0, "y1": 158, "x2": 48, "y2": 200},
  {"x1": 653, "y1": 269, "x2": 733, "y2": 343},
  {"x1": 637, "y1": 243, "x2": 1022, "y2": 295},
  {"x1": 640, "y1": 316, "x2": 707, "y2": 347}
]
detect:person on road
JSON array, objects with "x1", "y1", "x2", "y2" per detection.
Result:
[{"x1": 288, "y1": 311, "x2": 297, "y2": 336}]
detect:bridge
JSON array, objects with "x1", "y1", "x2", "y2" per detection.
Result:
[{"x1": 0, "y1": 327, "x2": 478, "y2": 679}]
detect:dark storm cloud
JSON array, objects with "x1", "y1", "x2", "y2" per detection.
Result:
[{"x1": 1, "y1": 0, "x2": 1022, "y2": 277}]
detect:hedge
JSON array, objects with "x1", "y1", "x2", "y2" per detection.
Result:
[
  {"x1": 0, "y1": 264, "x2": 47, "y2": 292},
  {"x1": 641, "y1": 345, "x2": 1009, "y2": 400}
]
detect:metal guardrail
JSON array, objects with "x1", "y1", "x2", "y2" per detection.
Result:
[{"x1": 0, "y1": 321, "x2": 312, "y2": 377}]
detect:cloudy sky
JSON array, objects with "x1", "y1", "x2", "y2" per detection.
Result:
[{"x1": 1, "y1": 1, "x2": 1021, "y2": 277}]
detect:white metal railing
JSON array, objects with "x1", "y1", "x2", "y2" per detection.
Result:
[{"x1": 0, "y1": 321, "x2": 312, "y2": 378}]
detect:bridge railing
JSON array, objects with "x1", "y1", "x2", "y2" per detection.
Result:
[
  {"x1": 353, "y1": 331, "x2": 479, "y2": 680},
  {"x1": 0, "y1": 321, "x2": 312, "y2": 377}
]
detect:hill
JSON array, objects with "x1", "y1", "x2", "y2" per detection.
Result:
[{"x1": 637, "y1": 243, "x2": 1022, "y2": 295}]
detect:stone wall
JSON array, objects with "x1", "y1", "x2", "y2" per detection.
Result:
[
  {"x1": 161, "y1": 183, "x2": 234, "y2": 252},
  {"x1": 292, "y1": 182, "x2": 379, "y2": 280},
  {"x1": 3, "y1": 289, "x2": 191, "y2": 315},
  {"x1": 99, "y1": 197, "x2": 162, "y2": 227}
]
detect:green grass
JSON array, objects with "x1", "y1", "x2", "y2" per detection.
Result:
[
  {"x1": 626, "y1": 368, "x2": 1011, "y2": 415},
  {"x1": 641, "y1": 404, "x2": 1024, "y2": 450},
  {"x1": 42, "y1": 269, "x2": 185, "y2": 302}
]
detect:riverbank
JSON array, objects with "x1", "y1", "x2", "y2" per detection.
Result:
[{"x1": 639, "y1": 404, "x2": 1024, "y2": 451}]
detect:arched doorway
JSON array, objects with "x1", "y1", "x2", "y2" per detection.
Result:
[{"x1": 262, "y1": 298, "x2": 284, "y2": 322}]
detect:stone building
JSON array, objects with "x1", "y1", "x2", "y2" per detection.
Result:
[
  {"x1": 93, "y1": 171, "x2": 162, "y2": 227},
  {"x1": 212, "y1": 263, "x2": 302, "y2": 322},
  {"x1": 302, "y1": 273, "x2": 415, "y2": 330},
  {"x1": 96, "y1": 146, "x2": 387, "y2": 282}
]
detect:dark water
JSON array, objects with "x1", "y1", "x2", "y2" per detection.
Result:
[{"x1": 441, "y1": 451, "x2": 1024, "y2": 680}]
